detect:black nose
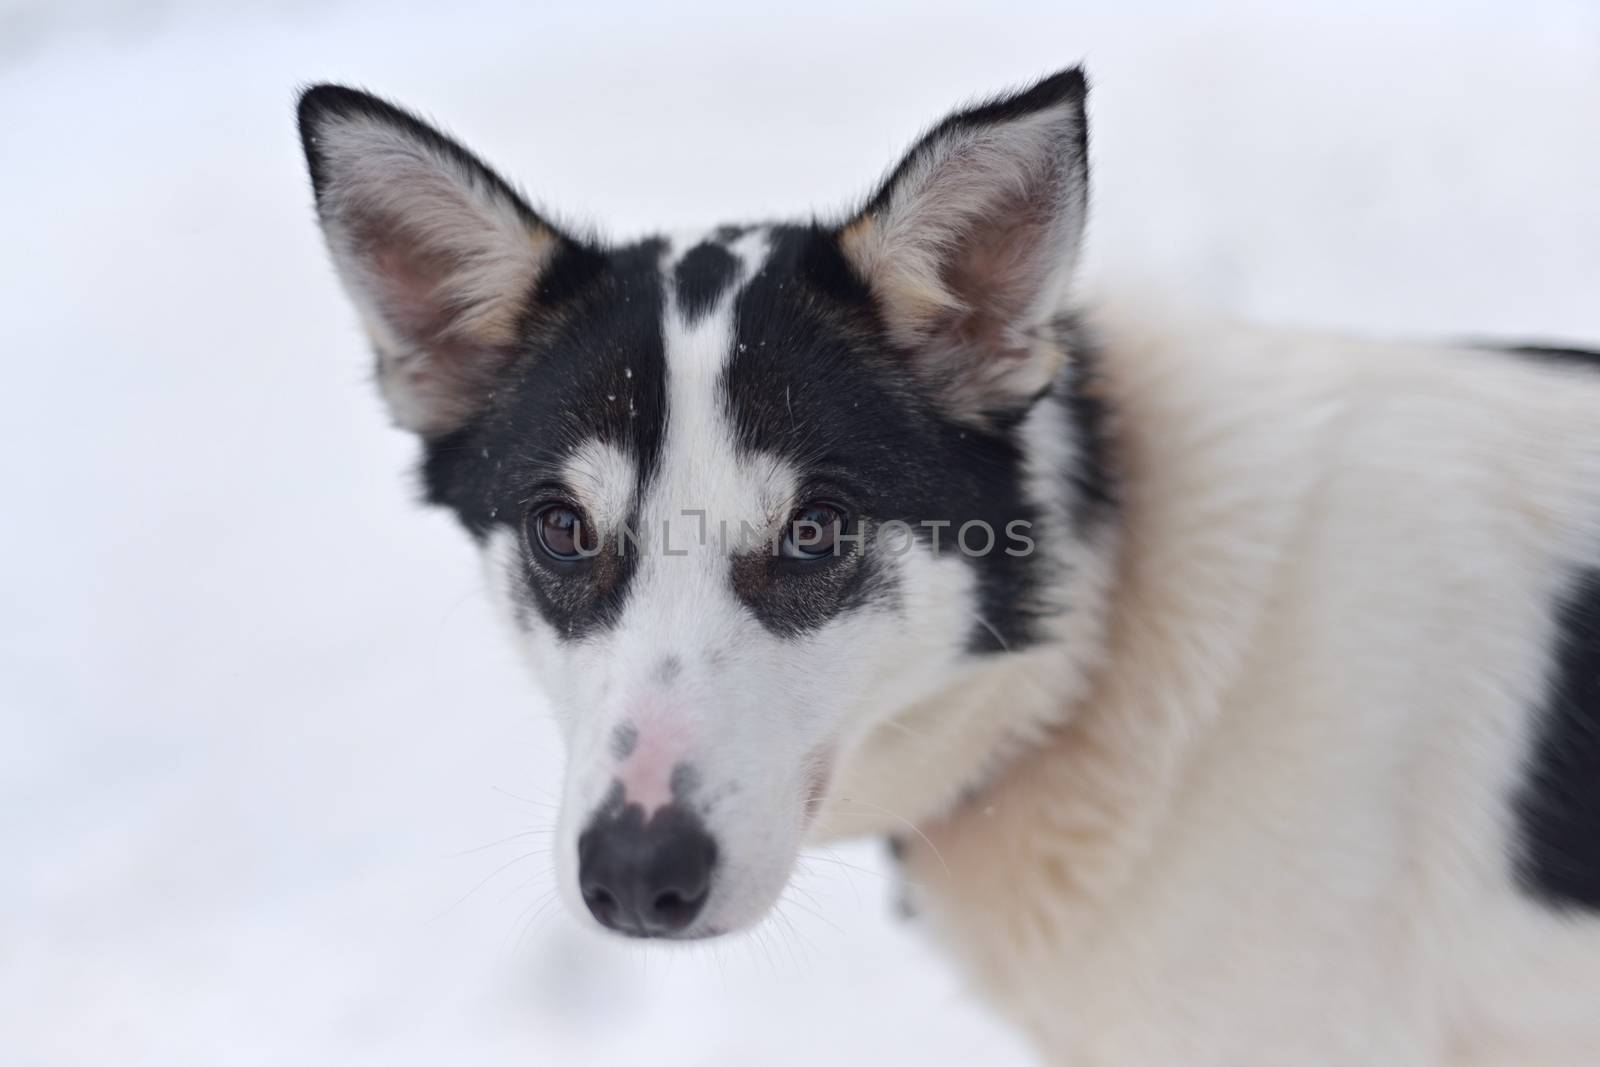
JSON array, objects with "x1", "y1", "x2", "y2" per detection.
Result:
[{"x1": 578, "y1": 802, "x2": 717, "y2": 937}]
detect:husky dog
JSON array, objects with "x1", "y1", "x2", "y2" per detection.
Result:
[{"x1": 297, "y1": 68, "x2": 1600, "y2": 1064}]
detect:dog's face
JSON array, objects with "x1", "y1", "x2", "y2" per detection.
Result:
[{"x1": 299, "y1": 70, "x2": 1099, "y2": 938}]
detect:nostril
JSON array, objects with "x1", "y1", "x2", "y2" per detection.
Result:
[
  {"x1": 581, "y1": 883, "x2": 619, "y2": 927},
  {"x1": 650, "y1": 886, "x2": 708, "y2": 930}
]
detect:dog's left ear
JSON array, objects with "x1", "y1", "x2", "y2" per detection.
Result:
[{"x1": 839, "y1": 68, "x2": 1089, "y2": 418}]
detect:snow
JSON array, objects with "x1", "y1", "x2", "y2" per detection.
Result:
[{"x1": 2, "y1": 2, "x2": 1596, "y2": 1064}]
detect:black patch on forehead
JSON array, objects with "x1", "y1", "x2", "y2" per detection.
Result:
[
  {"x1": 674, "y1": 241, "x2": 739, "y2": 322},
  {"x1": 1514, "y1": 566, "x2": 1600, "y2": 910},
  {"x1": 719, "y1": 224, "x2": 1094, "y2": 650},
  {"x1": 418, "y1": 237, "x2": 670, "y2": 640}
]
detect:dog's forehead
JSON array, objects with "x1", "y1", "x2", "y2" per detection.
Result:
[
  {"x1": 446, "y1": 221, "x2": 910, "y2": 546},
  {"x1": 674, "y1": 235, "x2": 789, "y2": 517},
  {"x1": 657, "y1": 224, "x2": 774, "y2": 380},
  {"x1": 537, "y1": 222, "x2": 925, "y2": 522},
  {"x1": 572, "y1": 226, "x2": 798, "y2": 527}
]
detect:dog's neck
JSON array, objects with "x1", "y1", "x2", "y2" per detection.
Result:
[{"x1": 810, "y1": 628, "x2": 1115, "y2": 843}]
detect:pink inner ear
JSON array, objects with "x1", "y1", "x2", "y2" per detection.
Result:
[
  {"x1": 940, "y1": 169, "x2": 1061, "y2": 355},
  {"x1": 363, "y1": 219, "x2": 460, "y2": 345},
  {"x1": 351, "y1": 215, "x2": 511, "y2": 430}
]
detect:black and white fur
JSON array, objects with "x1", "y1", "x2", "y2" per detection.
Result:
[{"x1": 298, "y1": 70, "x2": 1600, "y2": 1064}]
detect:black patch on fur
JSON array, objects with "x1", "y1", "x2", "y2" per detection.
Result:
[
  {"x1": 654, "y1": 655, "x2": 682, "y2": 684},
  {"x1": 1054, "y1": 316, "x2": 1118, "y2": 533},
  {"x1": 1499, "y1": 344, "x2": 1600, "y2": 371},
  {"x1": 884, "y1": 835, "x2": 918, "y2": 919},
  {"x1": 610, "y1": 722, "x2": 639, "y2": 761},
  {"x1": 729, "y1": 513, "x2": 890, "y2": 639},
  {"x1": 674, "y1": 241, "x2": 739, "y2": 322},
  {"x1": 418, "y1": 236, "x2": 670, "y2": 640},
  {"x1": 526, "y1": 239, "x2": 610, "y2": 312},
  {"x1": 1515, "y1": 568, "x2": 1600, "y2": 909},
  {"x1": 669, "y1": 762, "x2": 701, "y2": 800},
  {"x1": 718, "y1": 224, "x2": 1098, "y2": 650}
]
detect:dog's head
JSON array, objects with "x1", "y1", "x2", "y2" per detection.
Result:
[{"x1": 299, "y1": 70, "x2": 1108, "y2": 939}]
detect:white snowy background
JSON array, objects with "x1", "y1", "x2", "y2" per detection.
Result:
[{"x1": 3, "y1": 2, "x2": 1597, "y2": 1064}]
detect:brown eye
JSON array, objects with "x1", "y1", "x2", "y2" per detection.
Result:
[
  {"x1": 530, "y1": 504, "x2": 594, "y2": 562},
  {"x1": 782, "y1": 501, "x2": 846, "y2": 560}
]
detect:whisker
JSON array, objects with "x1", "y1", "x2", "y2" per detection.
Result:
[
  {"x1": 819, "y1": 797, "x2": 952, "y2": 881},
  {"x1": 435, "y1": 849, "x2": 548, "y2": 920},
  {"x1": 800, "y1": 847, "x2": 889, "y2": 884},
  {"x1": 446, "y1": 828, "x2": 553, "y2": 858},
  {"x1": 970, "y1": 610, "x2": 1013, "y2": 652},
  {"x1": 503, "y1": 886, "x2": 559, "y2": 958},
  {"x1": 492, "y1": 785, "x2": 561, "y2": 810},
  {"x1": 497, "y1": 866, "x2": 553, "y2": 904},
  {"x1": 776, "y1": 889, "x2": 845, "y2": 938},
  {"x1": 526, "y1": 890, "x2": 567, "y2": 952},
  {"x1": 769, "y1": 903, "x2": 812, "y2": 971}
]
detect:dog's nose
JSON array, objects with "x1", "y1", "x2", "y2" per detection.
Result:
[{"x1": 577, "y1": 803, "x2": 716, "y2": 937}]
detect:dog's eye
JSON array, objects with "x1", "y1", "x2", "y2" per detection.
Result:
[
  {"x1": 528, "y1": 503, "x2": 594, "y2": 563},
  {"x1": 781, "y1": 501, "x2": 846, "y2": 560}
]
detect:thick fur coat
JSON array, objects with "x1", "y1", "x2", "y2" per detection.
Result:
[{"x1": 298, "y1": 68, "x2": 1600, "y2": 1064}]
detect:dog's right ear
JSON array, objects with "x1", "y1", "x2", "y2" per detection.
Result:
[
  {"x1": 837, "y1": 68, "x2": 1089, "y2": 422},
  {"x1": 298, "y1": 85, "x2": 581, "y2": 436}
]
